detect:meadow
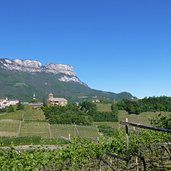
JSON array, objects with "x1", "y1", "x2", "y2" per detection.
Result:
[{"x1": 96, "y1": 103, "x2": 170, "y2": 127}]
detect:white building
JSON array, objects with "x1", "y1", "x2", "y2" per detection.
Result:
[{"x1": 0, "y1": 98, "x2": 19, "y2": 109}]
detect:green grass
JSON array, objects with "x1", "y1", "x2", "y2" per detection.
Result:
[
  {"x1": 51, "y1": 124, "x2": 99, "y2": 139},
  {"x1": 23, "y1": 106, "x2": 46, "y2": 121},
  {"x1": 0, "y1": 120, "x2": 20, "y2": 136},
  {"x1": 96, "y1": 103, "x2": 112, "y2": 112},
  {"x1": 118, "y1": 110, "x2": 170, "y2": 125},
  {"x1": 19, "y1": 122, "x2": 50, "y2": 138},
  {"x1": 94, "y1": 122, "x2": 118, "y2": 128},
  {"x1": 95, "y1": 103, "x2": 170, "y2": 127},
  {"x1": 0, "y1": 111, "x2": 23, "y2": 120},
  {"x1": 0, "y1": 136, "x2": 68, "y2": 146},
  {"x1": 95, "y1": 110, "x2": 171, "y2": 130},
  {"x1": 0, "y1": 107, "x2": 45, "y2": 121},
  {"x1": 0, "y1": 107, "x2": 100, "y2": 144}
]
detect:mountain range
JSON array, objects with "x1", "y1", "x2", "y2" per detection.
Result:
[{"x1": 0, "y1": 58, "x2": 136, "y2": 102}]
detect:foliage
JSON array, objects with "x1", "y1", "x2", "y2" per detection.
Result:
[
  {"x1": 0, "y1": 130, "x2": 171, "y2": 170},
  {"x1": 7, "y1": 105, "x2": 15, "y2": 113},
  {"x1": 0, "y1": 67, "x2": 134, "y2": 102},
  {"x1": 79, "y1": 101, "x2": 97, "y2": 114},
  {"x1": 42, "y1": 103, "x2": 93, "y2": 125},
  {"x1": 42, "y1": 102, "x2": 118, "y2": 125},
  {"x1": 43, "y1": 98, "x2": 47, "y2": 107},
  {"x1": 111, "y1": 103, "x2": 118, "y2": 120},
  {"x1": 0, "y1": 107, "x2": 7, "y2": 113},
  {"x1": 97, "y1": 125, "x2": 115, "y2": 136},
  {"x1": 79, "y1": 101, "x2": 118, "y2": 122},
  {"x1": 117, "y1": 96, "x2": 171, "y2": 114},
  {"x1": 0, "y1": 136, "x2": 68, "y2": 146},
  {"x1": 151, "y1": 113, "x2": 171, "y2": 129},
  {"x1": 16, "y1": 101, "x2": 24, "y2": 110}
]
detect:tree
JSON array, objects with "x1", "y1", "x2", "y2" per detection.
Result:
[
  {"x1": 151, "y1": 114, "x2": 171, "y2": 129},
  {"x1": 16, "y1": 101, "x2": 24, "y2": 110},
  {"x1": 7, "y1": 105, "x2": 15, "y2": 113},
  {"x1": 79, "y1": 101, "x2": 97, "y2": 114},
  {"x1": 43, "y1": 98, "x2": 47, "y2": 107},
  {"x1": 0, "y1": 108, "x2": 6, "y2": 113},
  {"x1": 111, "y1": 103, "x2": 119, "y2": 121}
]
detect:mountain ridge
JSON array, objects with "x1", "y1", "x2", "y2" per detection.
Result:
[
  {"x1": 0, "y1": 58, "x2": 136, "y2": 101},
  {"x1": 0, "y1": 58, "x2": 85, "y2": 85}
]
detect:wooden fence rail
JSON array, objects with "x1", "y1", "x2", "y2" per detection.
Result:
[{"x1": 120, "y1": 121, "x2": 171, "y2": 133}]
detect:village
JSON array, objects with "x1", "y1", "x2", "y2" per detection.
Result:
[
  {"x1": 0, "y1": 93, "x2": 68, "y2": 109},
  {"x1": 0, "y1": 93, "x2": 101, "y2": 109},
  {"x1": 0, "y1": 98, "x2": 19, "y2": 109}
]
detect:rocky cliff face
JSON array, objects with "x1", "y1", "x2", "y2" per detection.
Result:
[{"x1": 0, "y1": 58, "x2": 84, "y2": 85}]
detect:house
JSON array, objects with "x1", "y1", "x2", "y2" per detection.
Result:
[
  {"x1": 92, "y1": 96, "x2": 100, "y2": 103},
  {"x1": 0, "y1": 98, "x2": 19, "y2": 109},
  {"x1": 29, "y1": 102, "x2": 43, "y2": 109},
  {"x1": 48, "y1": 93, "x2": 68, "y2": 106},
  {"x1": 92, "y1": 99, "x2": 100, "y2": 103}
]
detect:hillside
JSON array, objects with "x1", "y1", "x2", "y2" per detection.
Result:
[
  {"x1": 0, "y1": 58, "x2": 135, "y2": 101},
  {"x1": 0, "y1": 106, "x2": 99, "y2": 140}
]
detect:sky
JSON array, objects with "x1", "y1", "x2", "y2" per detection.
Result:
[{"x1": 0, "y1": 0, "x2": 171, "y2": 98}]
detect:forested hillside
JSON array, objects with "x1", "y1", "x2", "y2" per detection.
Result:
[{"x1": 0, "y1": 65, "x2": 135, "y2": 102}]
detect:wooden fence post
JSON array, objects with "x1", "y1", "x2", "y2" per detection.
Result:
[
  {"x1": 126, "y1": 118, "x2": 129, "y2": 153},
  {"x1": 125, "y1": 118, "x2": 129, "y2": 170},
  {"x1": 136, "y1": 157, "x2": 139, "y2": 171}
]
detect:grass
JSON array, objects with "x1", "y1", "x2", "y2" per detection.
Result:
[
  {"x1": 0, "y1": 120, "x2": 20, "y2": 137},
  {"x1": 0, "y1": 136, "x2": 68, "y2": 146},
  {"x1": 51, "y1": 124, "x2": 99, "y2": 139},
  {"x1": 0, "y1": 107, "x2": 99, "y2": 140},
  {"x1": 118, "y1": 110, "x2": 170, "y2": 125},
  {"x1": 23, "y1": 106, "x2": 46, "y2": 121},
  {"x1": 0, "y1": 107, "x2": 46, "y2": 121},
  {"x1": 96, "y1": 103, "x2": 112, "y2": 112},
  {"x1": 0, "y1": 111, "x2": 23, "y2": 120},
  {"x1": 95, "y1": 103, "x2": 171, "y2": 128},
  {"x1": 19, "y1": 122, "x2": 50, "y2": 138},
  {"x1": 95, "y1": 110, "x2": 171, "y2": 130}
]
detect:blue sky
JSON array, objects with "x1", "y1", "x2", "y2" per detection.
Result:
[{"x1": 0, "y1": 0, "x2": 171, "y2": 98}]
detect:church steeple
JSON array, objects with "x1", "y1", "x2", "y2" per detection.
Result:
[{"x1": 33, "y1": 93, "x2": 36, "y2": 100}]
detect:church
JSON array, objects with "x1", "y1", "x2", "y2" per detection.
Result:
[{"x1": 48, "y1": 93, "x2": 68, "y2": 106}]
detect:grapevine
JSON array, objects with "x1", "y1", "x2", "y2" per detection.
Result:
[{"x1": 0, "y1": 130, "x2": 171, "y2": 170}]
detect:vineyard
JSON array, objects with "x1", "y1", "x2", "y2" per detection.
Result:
[
  {"x1": 1, "y1": 104, "x2": 171, "y2": 170},
  {"x1": 0, "y1": 106, "x2": 99, "y2": 140},
  {"x1": 1, "y1": 128, "x2": 171, "y2": 170}
]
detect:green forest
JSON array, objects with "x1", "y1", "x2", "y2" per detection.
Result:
[{"x1": 117, "y1": 96, "x2": 171, "y2": 114}]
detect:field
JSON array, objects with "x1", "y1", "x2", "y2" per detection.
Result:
[
  {"x1": 0, "y1": 111, "x2": 23, "y2": 120},
  {"x1": 96, "y1": 103, "x2": 112, "y2": 112},
  {"x1": 0, "y1": 103, "x2": 170, "y2": 143},
  {"x1": 0, "y1": 106, "x2": 99, "y2": 141},
  {"x1": 0, "y1": 120, "x2": 20, "y2": 136},
  {"x1": 95, "y1": 103, "x2": 170, "y2": 129},
  {"x1": 51, "y1": 124, "x2": 99, "y2": 139},
  {"x1": 19, "y1": 122, "x2": 50, "y2": 138}
]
